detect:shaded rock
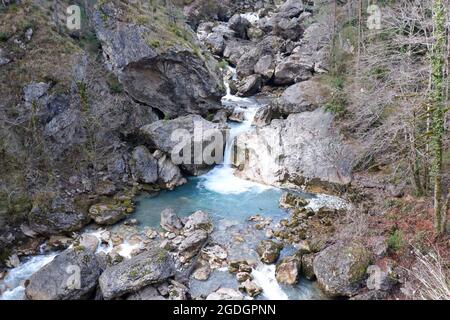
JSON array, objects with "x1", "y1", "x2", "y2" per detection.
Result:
[
  {"x1": 178, "y1": 229, "x2": 209, "y2": 260},
  {"x1": 301, "y1": 253, "x2": 315, "y2": 280},
  {"x1": 254, "y1": 54, "x2": 275, "y2": 81},
  {"x1": 92, "y1": 2, "x2": 224, "y2": 118},
  {"x1": 223, "y1": 40, "x2": 253, "y2": 66},
  {"x1": 237, "y1": 74, "x2": 262, "y2": 97},
  {"x1": 88, "y1": 202, "x2": 132, "y2": 225},
  {"x1": 279, "y1": 0, "x2": 304, "y2": 18},
  {"x1": 252, "y1": 104, "x2": 283, "y2": 127},
  {"x1": 160, "y1": 208, "x2": 183, "y2": 233},
  {"x1": 239, "y1": 280, "x2": 262, "y2": 297},
  {"x1": 130, "y1": 146, "x2": 158, "y2": 184},
  {"x1": 99, "y1": 247, "x2": 175, "y2": 300},
  {"x1": 25, "y1": 248, "x2": 102, "y2": 300},
  {"x1": 228, "y1": 14, "x2": 250, "y2": 39},
  {"x1": 229, "y1": 109, "x2": 245, "y2": 123},
  {"x1": 313, "y1": 241, "x2": 371, "y2": 297},
  {"x1": 279, "y1": 192, "x2": 309, "y2": 209},
  {"x1": 126, "y1": 285, "x2": 166, "y2": 300},
  {"x1": 236, "y1": 272, "x2": 252, "y2": 282},
  {"x1": 278, "y1": 79, "x2": 331, "y2": 114},
  {"x1": 275, "y1": 256, "x2": 301, "y2": 285},
  {"x1": 184, "y1": 210, "x2": 213, "y2": 233},
  {"x1": 95, "y1": 180, "x2": 116, "y2": 196},
  {"x1": 28, "y1": 197, "x2": 90, "y2": 236},
  {"x1": 192, "y1": 264, "x2": 211, "y2": 281},
  {"x1": 206, "y1": 288, "x2": 244, "y2": 300},
  {"x1": 256, "y1": 240, "x2": 282, "y2": 264}
]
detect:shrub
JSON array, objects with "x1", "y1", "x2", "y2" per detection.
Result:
[{"x1": 387, "y1": 230, "x2": 404, "y2": 252}]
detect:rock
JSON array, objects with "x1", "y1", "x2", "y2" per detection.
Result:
[
  {"x1": 201, "y1": 244, "x2": 227, "y2": 268},
  {"x1": 23, "y1": 82, "x2": 50, "y2": 103},
  {"x1": 366, "y1": 264, "x2": 396, "y2": 292},
  {"x1": 273, "y1": 58, "x2": 312, "y2": 85},
  {"x1": 47, "y1": 235, "x2": 73, "y2": 251},
  {"x1": 126, "y1": 285, "x2": 166, "y2": 300},
  {"x1": 223, "y1": 40, "x2": 253, "y2": 66},
  {"x1": 313, "y1": 241, "x2": 371, "y2": 297},
  {"x1": 206, "y1": 288, "x2": 244, "y2": 300},
  {"x1": 192, "y1": 264, "x2": 211, "y2": 281},
  {"x1": 168, "y1": 281, "x2": 189, "y2": 300},
  {"x1": 25, "y1": 247, "x2": 103, "y2": 300},
  {"x1": 350, "y1": 290, "x2": 389, "y2": 300},
  {"x1": 99, "y1": 247, "x2": 175, "y2": 300},
  {"x1": 160, "y1": 208, "x2": 183, "y2": 233},
  {"x1": 301, "y1": 253, "x2": 315, "y2": 280},
  {"x1": 205, "y1": 32, "x2": 226, "y2": 55},
  {"x1": 92, "y1": 2, "x2": 224, "y2": 118},
  {"x1": 228, "y1": 14, "x2": 250, "y2": 39},
  {"x1": 278, "y1": 79, "x2": 331, "y2": 114},
  {"x1": 252, "y1": 105, "x2": 282, "y2": 127},
  {"x1": 153, "y1": 150, "x2": 187, "y2": 189},
  {"x1": 28, "y1": 197, "x2": 90, "y2": 236},
  {"x1": 254, "y1": 55, "x2": 275, "y2": 81},
  {"x1": 235, "y1": 109, "x2": 354, "y2": 188},
  {"x1": 275, "y1": 256, "x2": 301, "y2": 285},
  {"x1": 88, "y1": 203, "x2": 130, "y2": 226},
  {"x1": 229, "y1": 109, "x2": 245, "y2": 123},
  {"x1": 256, "y1": 240, "x2": 282, "y2": 264},
  {"x1": 140, "y1": 115, "x2": 226, "y2": 176},
  {"x1": 279, "y1": 192, "x2": 309, "y2": 209},
  {"x1": 178, "y1": 229, "x2": 209, "y2": 260},
  {"x1": 239, "y1": 280, "x2": 262, "y2": 297},
  {"x1": 78, "y1": 234, "x2": 100, "y2": 251},
  {"x1": 247, "y1": 26, "x2": 264, "y2": 41},
  {"x1": 5, "y1": 254, "x2": 20, "y2": 268},
  {"x1": 236, "y1": 36, "x2": 284, "y2": 78},
  {"x1": 0, "y1": 48, "x2": 11, "y2": 66},
  {"x1": 237, "y1": 74, "x2": 262, "y2": 97},
  {"x1": 184, "y1": 210, "x2": 213, "y2": 233},
  {"x1": 236, "y1": 272, "x2": 252, "y2": 282},
  {"x1": 279, "y1": 0, "x2": 304, "y2": 18},
  {"x1": 130, "y1": 146, "x2": 158, "y2": 184}
]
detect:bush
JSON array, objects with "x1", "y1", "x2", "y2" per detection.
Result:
[{"x1": 387, "y1": 230, "x2": 403, "y2": 252}]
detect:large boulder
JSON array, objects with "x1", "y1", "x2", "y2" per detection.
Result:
[
  {"x1": 237, "y1": 74, "x2": 262, "y2": 97},
  {"x1": 206, "y1": 288, "x2": 244, "y2": 300},
  {"x1": 25, "y1": 248, "x2": 103, "y2": 300},
  {"x1": 160, "y1": 208, "x2": 184, "y2": 233},
  {"x1": 153, "y1": 151, "x2": 187, "y2": 190},
  {"x1": 275, "y1": 256, "x2": 301, "y2": 285},
  {"x1": 235, "y1": 108, "x2": 354, "y2": 189},
  {"x1": 256, "y1": 240, "x2": 282, "y2": 264},
  {"x1": 254, "y1": 55, "x2": 276, "y2": 81},
  {"x1": 140, "y1": 115, "x2": 226, "y2": 175},
  {"x1": 99, "y1": 247, "x2": 175, "y2": 300},
  {"x1": 273, "y1": 57, "x2": 312, "y2": 85},
  {"x1": 278, "y1": 79, "x2": 331, "y2": 114},
  {"x1": 91, "y1": 1, "x2": 224, "y2": 117},
  {"x1": 28, "y1": 196, "x2": 90, "y2": 236},
  {"x1": 313, "y1": 241, "x2": 372, "y2": 297}
]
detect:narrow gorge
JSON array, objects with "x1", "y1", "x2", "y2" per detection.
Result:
[{"x1": 0, "y1": 0, "x2": 448, "y2": 301}]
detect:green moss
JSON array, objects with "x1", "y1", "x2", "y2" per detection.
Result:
[{"x1": 106, "y1": 74, "x2": 123, "y2": 94}]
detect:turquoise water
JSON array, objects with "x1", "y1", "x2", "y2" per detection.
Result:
[{"x1": 133, "y1": 176, "x2": 288, "y2": 228}]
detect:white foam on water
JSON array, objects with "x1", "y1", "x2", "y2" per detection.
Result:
[
  {"x1": 117, "y1": 242, "x2": 142, "y2": 259},
  {"x1": 88, "y1": 229, "x2": 114, "y2": 255},
  {"x1": 0, "y1": 253, "x2": 57, "y2": 300},
  {"x1": 252, "y1": 264, "x2": 288, "y2": 300}
]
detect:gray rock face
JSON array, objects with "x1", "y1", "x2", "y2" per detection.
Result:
[
  {"x1": 126, "y1": 285, "x2": 166, "y2": 300},
  {"x1": 206, "y1": 288, "x2": 244, "y2": 300},
  {"x1": 130, "y1": 146, "x2": 158, "y2": 184},
  {"x1": 279, "y1": 0, "x2": 304, "y2": 18},
  {"x1": 237, "y1": 74, "x2": 262, "y2": 97},
  {"x1": 273, "y1": 57, "x2": 312, "y2": 85},
  {"x1": 184, "y1": 210, "x2": 213, "y2": 233},
  {"x1": 25, "y1": 248, "x2": 103, "y2": 300},
  {"x1": 254, "y1": 54, "x2": 275, "y2": 81},
  {"x1": 252, "y1": 105, "x2": 283, "y2": 127},
  {"x1": 301, "y1": 253, "x2": 316, "y2": 280},
  {"x1": 153, "y1": 151, "x2": 187, "y2": 190},
  {"x1": 28, "y1": 197, "x2": 90, "y2": 236},
  {"x1": 235, "y1": 108, "x2": 354, "y2": 188},
  {"x1": 160, "y1": 208, "x2": 184, "y2": 233},
  {"x1": 178, "y1": 229, "x2": 209, "y2": 260},
  {"x1": 91, "y1": 2, "x2": 224, "y2": 118},
  {"x1": 140, "y1": 115, "x2": 226, "y2": 176},
  {"x1": 313, "y1": 241, "x2": 371, "y2": 297},
  {"x1": 256, "y1": 240, "x2": 282, "y2": 264},
  {"x1": 23, "y1": 82, "x2": 50, "y2": 103},
  {"x1": 99, "y1": 246, "x2": 175, "y2": 300}
]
